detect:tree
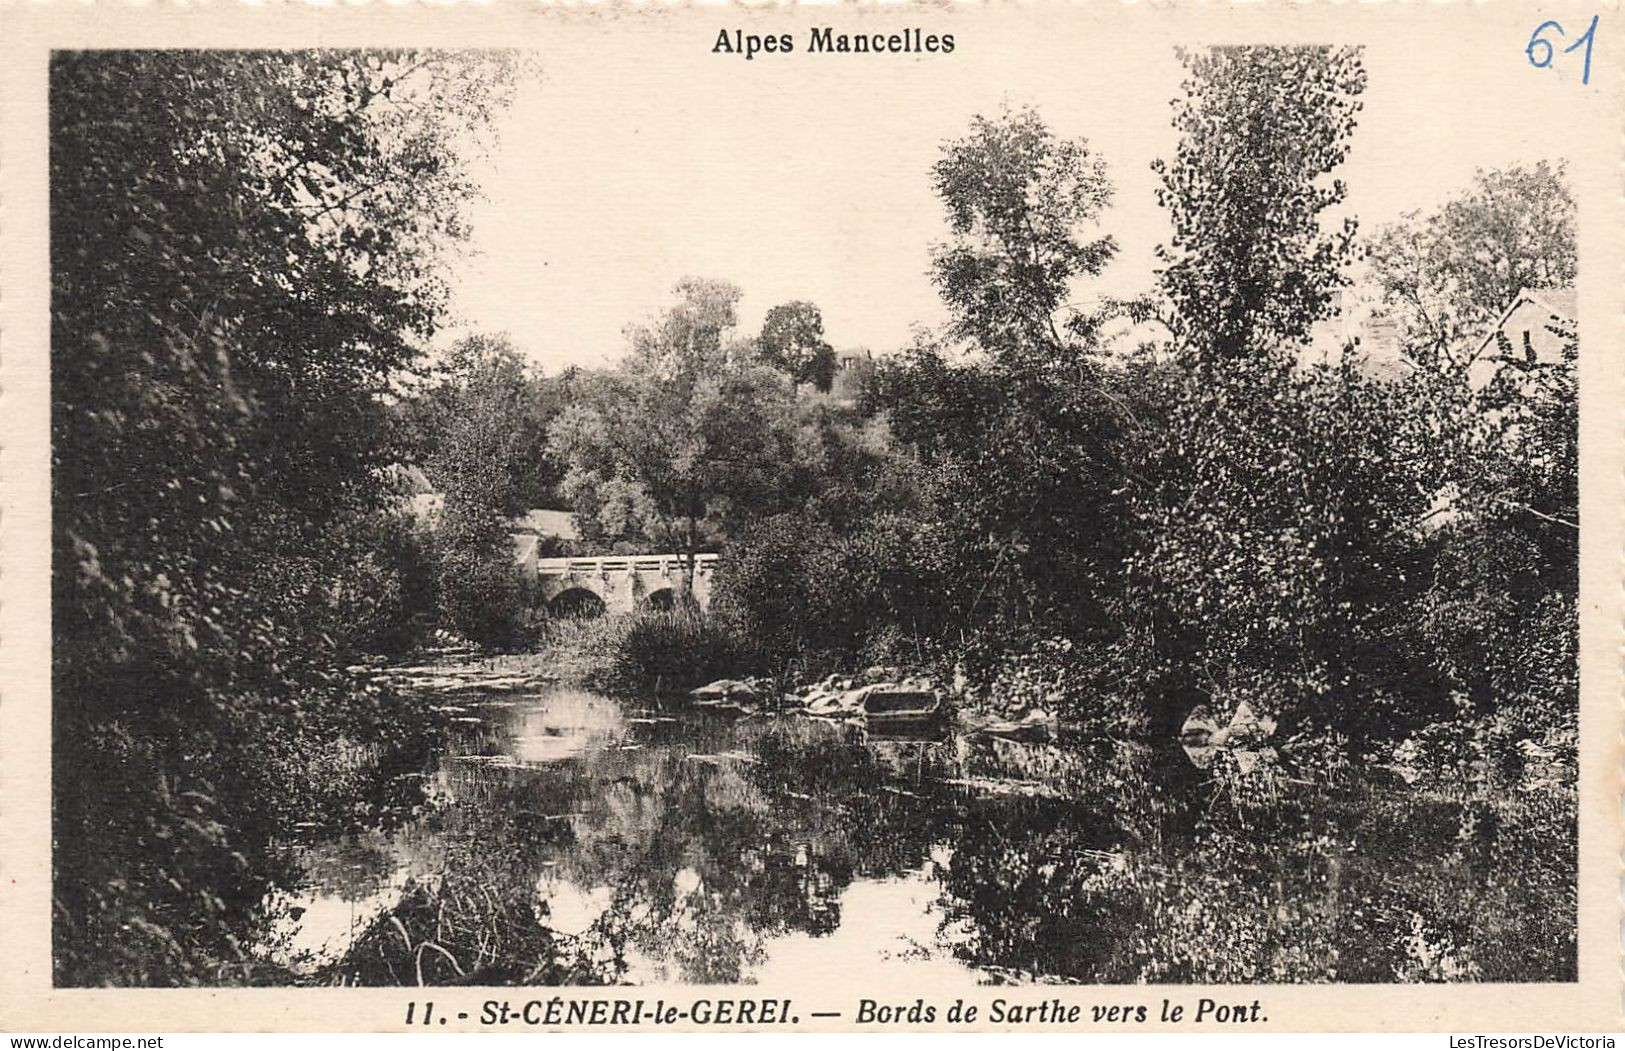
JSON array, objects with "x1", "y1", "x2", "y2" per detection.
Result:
[
  {"x1": 758, "y1": 301, "x2": 837, "y2": 392},
  {"x1": 422, "y1": 334, "x2": 557, "y2": 646},
  {"x1": 1152, "y1": 46, "x2": 1366, "y2": 364},
  {"x1": 548, "y1": 280, "x2": 800, "y2": 596},
  {"x1": 53, "y1": 48, "x2": 526, "y2": 698},
  {"x1": 415, "y1": 334, "x2": 564, "y2": 513},
  {"x1": 931, "y1": 105, "x2": 1117, "y2": 366},
  {"x1": 1364, "y1": 164, "x2": 1578, "y2": 500},
  {"x1": 1419, "y1": 320, "x2": 1578, "y2": 734},
  {"x1": 50, "y1": 49, "x2": 525, "y2": 984},
  {"x1": 1126, "y1": 46, "x2": 1396, "y2": 737},
  {"x1": 1360, "y1": 166, "x2": 1578, "y2": 743},
  {"x1": 870, "y1": 108, "x2": 1133, "y2": 655},
  {"x1": 625, "y1": 276, "x2": 755, "y2": 381},
  {"x1": 1368, "y1": 162, "x2": 1575, "y2": 375}
]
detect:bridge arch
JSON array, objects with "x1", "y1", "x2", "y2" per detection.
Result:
[
  {"x1": 548, "y1": 586, "x2": 607, "y2": 618},
  {"x1": 640, "y1": 587, "x2": 676, "y2": 612}
]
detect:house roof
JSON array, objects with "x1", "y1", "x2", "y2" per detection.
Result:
[
  {"x1": 1474, "y1": 286, "x2": 1577, "y2": 359},
  {"x1": 379, "y1": 462, "x2": 435, "y2": 496},
  {"x1": 511, "y1": 508, "x2": 580, "y2": 540}
]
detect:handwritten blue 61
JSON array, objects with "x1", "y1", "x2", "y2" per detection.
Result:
[{"x1": 1527, "y1": 15, "x2": 1599, "y2": 85}]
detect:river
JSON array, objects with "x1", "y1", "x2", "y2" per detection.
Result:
[
  {"x1": 258, "y1": 681, "x2": 1164, "y2": 985},
  {"x1": 254, "y1": 678, "x2": 1574, "y2": 985}
]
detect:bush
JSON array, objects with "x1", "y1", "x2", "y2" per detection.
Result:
[
  {"x1": 327, "y1": 510, "x2": 437, "y2": 657},
  {"x1": 974, "y1": 636, "x2": 1150, "y2": 738},
  {"x1": 586, "y1": 608, "x2": 744, "y2": 694},
  {"x1": 53, "y1": 674, "x2": 442, "y2": 987},
  {"x1": 713, "y1": 510, "x2": 928, "y2": 677},
  {"x1": 1122, "y1": 355, "x2": 1437, "y2": 740},
  {"x1": 435, "y1": 543, "x2": 528, "y2": 649}
]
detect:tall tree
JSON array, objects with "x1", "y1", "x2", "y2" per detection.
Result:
[
  {"x1": 1152, "y1": 46, "x2": 1366, "y2": 365},
  {"x1": 423, "y1": 334, "x2": 558, "y2": 645},
  {"x1": 1127, "y1": 47, "x2": 1406, "y2": 738},
  {"x1": 549, "y1": 281, "x2": 799, "y2": 595},
  {"x1": 904, "y1": 108, "x2": 1130, "y2": 644},
  {"x1": 758, "y1": 300, "x2": 837, "y2": 392}
]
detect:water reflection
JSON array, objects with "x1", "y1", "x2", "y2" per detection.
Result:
[
  {"x1": 274, "y1": 687, "x2": 995, "y2": 983},
  {"x1": 265, "y1": 684, "x2": 1575, "y2": 986}
]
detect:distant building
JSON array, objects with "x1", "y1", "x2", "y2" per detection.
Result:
[
  {"x1": 1307, "y1": 285, "x2": 1576, "y2": 390},
  {"x1": 829, "y1": 348, "x2": 875, "y2": 406},
  {"x1": 390, "y1": 470, "x2": 582, "y2": 580},
  {"x1": 1467, "y1": 286, "x2": 1576, "y2": 391}
]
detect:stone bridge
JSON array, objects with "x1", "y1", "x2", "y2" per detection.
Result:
[{"x1": 513, "y1": 546, "x2": 719, "y2": 615}]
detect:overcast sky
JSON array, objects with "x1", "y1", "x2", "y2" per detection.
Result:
[{"x1": 439, "y1": 15, "x2": 1583, "y2": 373}]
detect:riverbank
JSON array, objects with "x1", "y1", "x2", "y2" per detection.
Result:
[{"x1": 420, "y1": 612, "x2": 1578, "y2": 795}]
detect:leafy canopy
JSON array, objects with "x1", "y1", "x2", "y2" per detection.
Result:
[
  {"x1": 1153, "y1": 46, "x2": 1366, "y2": 365},
  {"x1": 1368, "y1": 161, "x2": 1575, "y2": 374},
  {"x1": 931, "y1": 105, "x2": 1117, "y2": 366},
  {"x1": 549, "y1": 280, "x2": 800, "y2": 576},
  {"x1": 759, "y1": 301, "x2": 838, "y2": 392}
]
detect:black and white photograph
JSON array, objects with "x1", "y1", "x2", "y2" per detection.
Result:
[{"x1": 10, "y1": 4, "x2": 1617, "y2": 1029}]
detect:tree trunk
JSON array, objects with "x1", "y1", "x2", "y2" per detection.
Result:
[{"x1": 681, "y1": 506, "x2": 698, "y2": 606}]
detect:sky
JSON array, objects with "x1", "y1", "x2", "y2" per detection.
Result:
[{"x1": 438, "y1": 13, "x2": 1585, "y2": 374}]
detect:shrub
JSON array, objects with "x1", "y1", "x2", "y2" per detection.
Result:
[
  {"x1": 53, "y1": 674, "x2": 442, "y2": 987},
  {"x1": 327, "y1": 510, "x2": 437, "y2": 657},
  {"x1": 586, "y1": 608, "x2": 745, "y2": 695},
  {"x1": 434, "y1": 541, "x2": 528, "y2": 650},
  {"x1": 713, "y1": 510, "x2": 928, "y2": 677},
  {"x1": 432, "y1": 495, "x2": 533, "y2": 651},
  {"x1": 975, "y1": 636, "x2": 1150, "y2": 739}
]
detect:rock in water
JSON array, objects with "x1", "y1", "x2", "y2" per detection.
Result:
[
  {"x1": 978, "y1": 708, "x2": 1054, "y2": 742},
  {"x1": 690, "y1": 678, "x2": 761, "y2": 702},
  {"x1": 860, "y1": 664, "x2": 903, "y2": 685},
  {"x1": 1180, "y1": 700, "x2": 1279, "y2": 769},
  {"x1": 803, "y1": 688, "x2": 859, "y2": 717}
]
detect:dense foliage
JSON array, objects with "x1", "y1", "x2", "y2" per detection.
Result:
[
  {"x1": 419, "y1": 335, "x2": 565, "y2": 645},
  {"x1": 701, "y1": 49, "x2": 1576, "y2": 773},
  {"x1": 547, "y1": 280, "x2": 802, "y2": 597},
  {"x1": 51, "y1": 50, "x2": 522, "y2": 985}
]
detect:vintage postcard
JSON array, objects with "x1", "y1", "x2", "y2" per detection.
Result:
[{"x1": 0, "y1": 0, "x2": 1620, "y2": 1034}]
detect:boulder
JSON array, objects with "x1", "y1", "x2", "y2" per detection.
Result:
[
  {"x1": 804, "y1": 683, "x2": 871, "y2": 717},
  {"x1": 860, "y1": 664, "x2": 903, "y2": 685},
  {"x1": 977, "y1": 708, "x2": 1055, "y2": 742},
  {"x1": 1180, "y1": 701, "x2": 1278, "y2": 769},
  {"x1": 796, "y1": 673, "x2": 852, "y2": 698},
  {"x1": 690, "y1": 678, "x2": 762, "y2": 702},
  {"x1": 801, "y1": 680, "x2": 940, "y2": 719}
]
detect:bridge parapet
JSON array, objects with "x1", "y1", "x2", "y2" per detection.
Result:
[{"x1": 536, "y1": 553, "x2": 719, "y2": 577}]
